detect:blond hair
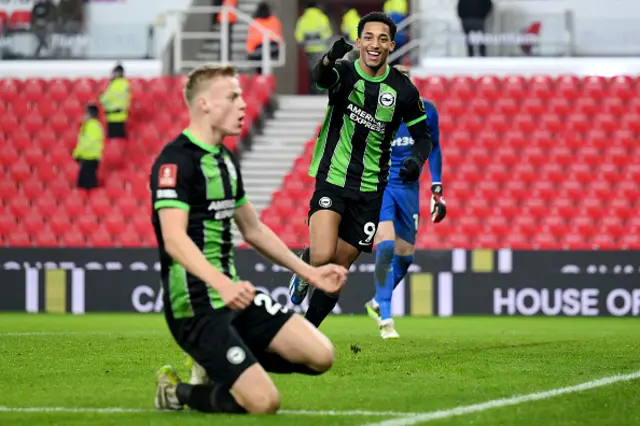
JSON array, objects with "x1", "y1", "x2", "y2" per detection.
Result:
[{"x1": 183, "y1": 64, "x2": 237, "y2": 105}]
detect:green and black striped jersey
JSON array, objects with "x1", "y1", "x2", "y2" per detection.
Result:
[
  {"x1": 311, "y1": 59, "x2": 428, "y2": 192},
  {"x1": 150, "y1": 129, "x2": 246, "y2": 319}
]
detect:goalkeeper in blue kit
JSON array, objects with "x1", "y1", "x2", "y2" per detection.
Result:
[{"x1": 365, "y1": 66, "x2": 445, "y2": 339}]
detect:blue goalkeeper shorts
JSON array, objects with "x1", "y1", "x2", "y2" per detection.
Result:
[{"x1": 378, "y1": 184, "x2": 420, "y2": 244}]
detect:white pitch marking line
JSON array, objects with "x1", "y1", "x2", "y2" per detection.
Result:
[
  {"x1": 0, "y1": 406, "x2": 421, "y2": 417},
  {"x1": 362, "y1": 370, "x2": 640, "y2": 426}
]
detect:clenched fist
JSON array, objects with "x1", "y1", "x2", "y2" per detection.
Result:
[
  {"x1": 306, "y1": 264, "x2": 349, "y2": 294},
  {"x1": 220, "y1": 280, "x2": 256, "y2": 311}
]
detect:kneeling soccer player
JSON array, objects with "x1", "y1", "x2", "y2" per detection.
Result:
[
  {"x1": 366, "y1": 65, "x2": 446, "y2": 339},
  {"x1": 150, "y1": 64, "x2": 348, "y2": 415}
]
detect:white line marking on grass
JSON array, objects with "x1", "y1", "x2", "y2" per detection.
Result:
[
  {"x1": 282, "y1": 410, "x2": 422, "y2": 417},
  {"x1": 0, "y1": 406, "x2": 420, "y2": 417},
  {"x1": 361, "y1": 370, "x2": 640, "y2": 426}
]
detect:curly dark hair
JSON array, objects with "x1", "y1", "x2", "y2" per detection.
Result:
[{"x1": 357, "y1": 12, "x2": 397, "y2": 41}]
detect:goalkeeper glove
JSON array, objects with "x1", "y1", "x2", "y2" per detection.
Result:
[
  {"x1": 430, "y1": 184, "x2": 446, "y2": 223},
  {"x1": 399, "y1": 156, "x2": 421, "y2": 183},
  {"x1": 326, "y1": 37, "x2": 354, "y2": 62}
]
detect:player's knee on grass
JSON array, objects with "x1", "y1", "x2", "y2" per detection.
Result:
[
  {"x1": 232, "y1": 364, "x2": 281, "y2": 414},
  {"x1": 243, "y1": 389, "x2": 281, "y2": 415},
  {"x1": 268, "y1": 315, "x2": 335, "y2": 373},
  {"x1": 302, "y1": 327, "x2": 335, "y2": 373}
]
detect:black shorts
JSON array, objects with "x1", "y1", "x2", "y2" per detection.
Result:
[
  {"x1": 165, "y1": 291, "x2": 294, "y2": 387},
  {"x1": 107, "y1": 122, "x2": 126, "y2": 139},
  {"x1": 308, "y1": 179, "x2": 384, "y2": 253}
]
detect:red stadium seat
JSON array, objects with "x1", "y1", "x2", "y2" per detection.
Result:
[
  {"x1": 476, "y1": 75, "x2": 501, "y2": 100},
  {"x1": 61, "y1": 230, "x2": 86, "y2": 247},
  {"x1": 608, "y1": 75, "x2": 634, "y2": 100},
  {"x1": 494, "y1": 98, "x2": 518, "y2": 115},
  {"x1": 103, "y1": 215, "x2": 127, "y2": 236},
  {"x1": 48, "y1": 113, "x2": 70, "y2": 135},
  {"x1": 75, "y1": 216, "x2": 99, "y2": 235},
  {"x1": 34, "y1": 196, "x2": 58, "y2": 213},
  {"x1": 0, "y1": 79, "x2": 21, "y2": 104},
  {"x1": 9, "y1": 161, "x2": 32, "y2": 184},
  {"x1": 547, "y1": 97, "x2": 571, "y2": 116},
  {"x1": 11, "y1": 100, "x2": 32, "y2": 118},
  {"x1": 90, "y1": 228, "x2": 114, "y2": 248},
  {"x1": 118, "y1": 229, "x2": 142, "y2": 247},
  {"x1": 21, "y1": 179, "x2": 44, "y2": 201},
  {"x1": 620, "y1": 233, "x2": 640, "y2": 249},
  {"x1": 47, "y1": 81, "x2": 69, "y2": 103},
  {"x1": 528, "y1": 75, "x2": 553, "y2": 99},
  {"x1": 503, "y1": 231, "x2": 530, "y2": 249},
  {"x1": 5, "y1": 231, "x2": 31, "y2": 247},
  {"x1": 116, "y1": 197, "x2": 139, "y2": 219},
  {"x1": 0, "y1": 216, "x2": 16, "y2": 236},
  {"x1": 555, "y1": 75, "x2": 580, "y2": 99},
  {"x1": 532, "y1": 232, "x2": 557, "y2": 250},
  {"x1": 521, "y1": 98, "x2": 545, "y2": 116},
  {"x1": 0, "y1": 180, "x2": 18, "y2": 201},
  {"x1": 88, "y1": 194, "x2": 112, "y2": 216},
  {"x1": 0, "y1": 112, "x2": 19, "y2": 134},
  {"x1": 49, "y1": 214, "x2": 73, "y2": 237}
]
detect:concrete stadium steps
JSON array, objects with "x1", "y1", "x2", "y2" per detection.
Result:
[{"x1": 233, "y1": 94, "x2": 327, "y2": 244}]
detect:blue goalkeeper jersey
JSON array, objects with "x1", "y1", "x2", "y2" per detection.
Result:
[{"x1": 387, "y1": 98, "x2": 442, "y2": 187}]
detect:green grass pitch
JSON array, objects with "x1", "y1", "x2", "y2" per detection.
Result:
[{"x1": 0, "y1": 314, "x2": 639, "y2": 425}]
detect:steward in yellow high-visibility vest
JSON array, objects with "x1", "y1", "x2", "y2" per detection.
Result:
[
  {"x1": 295, "y1": 1, "x2": 334, "y2": 93},
  {"x1": 340, "y1": 3, "x2": 361, "y2": 61},
  {"x1": 99, "y1": 63, "x2": 130, "y2": 139},
  {"x1": 73, "y1": 104, "x2": 104, "y2": 190},
  {"x1": 341, "y1": 4, "x2": 360, "y2": 44}
]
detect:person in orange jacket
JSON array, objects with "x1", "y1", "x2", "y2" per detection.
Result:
[{"x1": 246, "y1": 2, "x2": 282, "y2": 74}]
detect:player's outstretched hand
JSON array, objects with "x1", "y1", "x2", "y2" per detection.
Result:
[
  {"x1": 327, "y1": 37, "x2": 354, "y2": 62},
  {"x1": 399, "y1": 156, "x2": 421, "y2": 183},
  {"x1": 430, "y1": 184, "x2": 447, "y2": 223},
  {"x1": 306, "y1": 264, "x2": 348, "y2": 294},
  {"x1": 220, "y1": 281, "x2": 256, "y2": 311}
]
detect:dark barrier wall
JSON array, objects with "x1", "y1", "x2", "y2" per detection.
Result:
[{"x1": 0, "y1": 248, "x2": 638, "y2": 317}]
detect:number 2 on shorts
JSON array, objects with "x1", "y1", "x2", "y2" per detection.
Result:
[{"x1": 254, "y1": 293, "x2": 288, "y2": 315}]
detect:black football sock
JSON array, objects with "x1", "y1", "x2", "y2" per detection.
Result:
[
  {"x1": 305, "y1": 288, "x2": 339, "y2": 328},
  {"x1": 258, "y1": 352, "x2": 323, "y2": 376},
  {"x1": 176, "y1": 383, "x2": 247, "y2": 414}
]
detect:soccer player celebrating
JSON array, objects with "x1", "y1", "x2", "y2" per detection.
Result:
[
  {"x1": 289, "y1": 12, "x2": 434, "y2": 328},
  {"x1": 365, "y1": 65, "x2": 446, "y2": 339},
  {"x1": 150, "y1": 64, "x2": 349, "y2": 415}
]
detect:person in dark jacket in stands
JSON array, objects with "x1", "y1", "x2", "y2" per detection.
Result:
[
  {"x1": 57, "y1": 0, "x2": 84, "y2": 58},
  {"x1": 31, "y1": 0, "x2": 57, "y2": 58},
  {"x1": 457, "y1": 0, "x2": 492, "y2": 57}
]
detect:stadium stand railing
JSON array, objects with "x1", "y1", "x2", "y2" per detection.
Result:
[{"x1": 166, "y1": 5, "x2": 286, "y2": 75}]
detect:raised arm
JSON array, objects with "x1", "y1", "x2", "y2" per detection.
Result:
[{"x1": 312, "y1": 38, "x2": 353, "y2": 90}]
